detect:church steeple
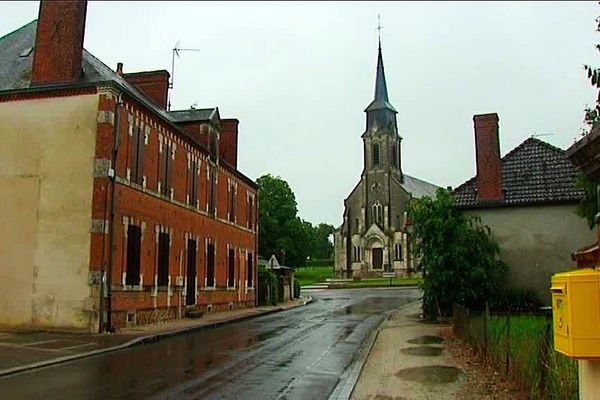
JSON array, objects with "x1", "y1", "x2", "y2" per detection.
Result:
[{"x1": 365, "y1": 38, "x2": 397, "y2": 132}]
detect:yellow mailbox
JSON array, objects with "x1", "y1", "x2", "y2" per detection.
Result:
[{"x1": 551, "y1": 268, "x2": 600, "y2": 359}]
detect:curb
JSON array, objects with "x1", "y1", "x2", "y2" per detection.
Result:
[
  {"x1": 327, "y1": 299, "x2": 422, "y2": 400},
  {"x1": 0, "y1": 297, "x2": 313, "y2": 378}
]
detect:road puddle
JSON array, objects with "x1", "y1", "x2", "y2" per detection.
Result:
[
  {"x1": 400, "y1": 346, "x2": 442, "y2": 356},
  {"x1": 395, "y1": 365, "x2": 461, "y2": 384},
  {"x1": 406, "y1": 335, "x2": 444, "y2": 345}
]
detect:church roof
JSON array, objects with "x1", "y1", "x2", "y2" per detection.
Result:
[
  {"x1": 364, "y1": 44, "x2": 397, "y2": 113},
  {"x1": 402, "y1": 174, "x2": 440, "y2": 199},
  {"x1": 454, "y1": 137, "x2": 584, "y2": 209}
]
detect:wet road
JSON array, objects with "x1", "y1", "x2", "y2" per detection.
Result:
[{"x1": 0, "y1": 288, "x2": 419, "y2": 400}]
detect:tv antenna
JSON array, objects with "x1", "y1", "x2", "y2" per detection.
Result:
[
  {"x1": 168, "y1": 40, "x2": 200, "y2": 111},
  {"x1": 531, "y1": 132, "x2": 555, "y2": 138}
]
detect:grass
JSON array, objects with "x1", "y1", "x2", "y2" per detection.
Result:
[
  {"x1": 468, "y1": 313, "x2": 578, "y2": 400},
  {"x1": 339, "y1": 277, "x2": 423, "y2": 288},
  {"x1": 295, "y1": 266, "x2": 334, "y2": 286}
]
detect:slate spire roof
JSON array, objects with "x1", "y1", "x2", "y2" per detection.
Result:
[
  {"x1": 365, "y1": 43, "x2": 397, "y2": 113},
  {"x1": 454, "y1": 137, "x2": 585, "y2": 208}
]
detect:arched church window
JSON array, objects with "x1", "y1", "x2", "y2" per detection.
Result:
[
  {"x1": 372, "y1": 143, "x2": 380, "y2": 166},
  {"x1": 355, "y1": 218, "x2": 360, "y2": 233},
  {"x1": 391, "y1": 143, "x2": 397, "y2": 168},
  {"x1": 372, "y1": 202, "x2": 383, "y2": 225}
]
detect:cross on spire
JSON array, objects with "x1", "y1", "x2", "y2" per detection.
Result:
[{"x1": 377, "y1": 14, "x2": 383, "y2": 49}]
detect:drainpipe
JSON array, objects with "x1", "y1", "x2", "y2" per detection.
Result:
[
  {"x1": 255, "y1": 191, "x2": 259, "y2": 307},
  {"x1": 106, "y1": 91, "x2": 123, "y2": 332}
]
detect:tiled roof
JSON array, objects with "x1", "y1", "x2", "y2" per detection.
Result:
[{"x1": 454, "y1": 137, "x2": 584, "y2": 208}]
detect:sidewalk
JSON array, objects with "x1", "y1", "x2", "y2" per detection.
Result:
[
  {"x1": 350, "y1": 301, "x2": 468, "y2": 400},
  {"x1": 349, "y1": 302, "x2": 523, "y2": 400},
  {"x1": 0, "y1": 297, "x2": 311, "y2": 378}
]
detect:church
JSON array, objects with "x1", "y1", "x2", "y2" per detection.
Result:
[{"x1": 333, "y1": 40, "x2": 439, "y2": 279}]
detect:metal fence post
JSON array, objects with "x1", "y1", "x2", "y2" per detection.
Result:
[{"x1": 505, "y1": 314, "x2": 511, "y2": 376}]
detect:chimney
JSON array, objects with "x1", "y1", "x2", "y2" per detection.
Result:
[
  {"x1": 473, "y1": 113, "x2": 503, "y2": 202},
  {"x1": 123, "y1": 70, "x2": 170, "y2": 110},
  {"x1": 220, "y1": 119, "x2": 239, "y2": 168},
  {"x1": 116, "y1": 62, "x2": 123, "y2": 76},
  {"x1": 31, "y1": 0, "x2": 88, "y2": 85}
]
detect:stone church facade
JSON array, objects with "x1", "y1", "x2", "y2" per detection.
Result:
[{"x1": 334, "y1": 42, "x2": 438, "y2": 279}]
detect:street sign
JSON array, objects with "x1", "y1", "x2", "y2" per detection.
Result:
[{"x1": 382, "y1": 272, "x2": 395, "y2": 278}]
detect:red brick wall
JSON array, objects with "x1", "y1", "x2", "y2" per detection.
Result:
[
  {"x1": 90, "y1": 94, "x2": 258, "y2": 329},
  {"x1": 31, "y1": 0, "x2": 87, "y2": 85},
  {"x1": 474, "y1": 113, "x2": 503, "y2": 201},
  {"x1": 123, "y1": 71, "x2": 170, "y2": 110},
  {"x1": 220, "y1": 119, "x2": 239, "y2": 168}
]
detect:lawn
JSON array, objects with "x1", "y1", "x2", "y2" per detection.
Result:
[
  {"x1": 339, "y1": 277, "x2": 423, "y2": 288},
  {"x1": 295, "y1": 266, "x2": 334, "y2": 286}
]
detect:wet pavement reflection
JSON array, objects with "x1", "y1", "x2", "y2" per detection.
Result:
[{"x1": 0, "y1": 288, "x2": 419, "y2": 400}]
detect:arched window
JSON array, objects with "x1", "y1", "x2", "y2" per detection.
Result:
[
  {"x1": 372, "y1": 202, "x2": 383, "y2": 225},
  {"x1": 391, "y1": 143, "x2": 397, "y2": 168},
  {"x1": 372, "y1": 143, "x2": 380, "y2": 166}
]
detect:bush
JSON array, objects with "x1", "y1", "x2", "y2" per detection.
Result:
[
  {"x1": 407, "y1": 188, "x2": 506, "y2": 320},
  {"x1": 293, "y1": 279, "x2": 301, "y2": 298},
  {"x1": 489, "y1": 287, "x2": 543, "y2": 313},
  {"x1": 257, "y1": 266, "x2": 279, "y2": 306}
]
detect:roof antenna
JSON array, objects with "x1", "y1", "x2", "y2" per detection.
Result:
[
  {"x1": 168, "y1": 40, "x2": 200, "y2": 111},
  {"x1": 531, "y1": 132, "x2": 555, "y2": 138}
]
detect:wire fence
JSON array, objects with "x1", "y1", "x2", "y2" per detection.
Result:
[{"x1": 453, "y1": 304, "x2": 578, "y2": 400}]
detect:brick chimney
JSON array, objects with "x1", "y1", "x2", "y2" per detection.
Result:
[
  {"x1": 220, "y1": 119, "x2": 239, "y2": 168},
  {"x1": 31, "y1": 0, "x2": 88, "y2": 85},
  {"x1": 123, "y1": 70, "x2": 170, "y2": 110},
  {"x1": 473, "y1": 113, "x2": 503, "y2": 202}
]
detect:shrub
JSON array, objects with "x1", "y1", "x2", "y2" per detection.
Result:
[
  {"x1": 489, "y1": 287, "x2": 543, "y2": 313},
  {"x1": 293, "y1": 279, "x2": 301, "y2": 298},
  {"x1": 408, "y1": 188, "x2": 506, "y2": 320}
]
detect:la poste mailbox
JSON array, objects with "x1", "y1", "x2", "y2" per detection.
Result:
[{"x1": 551, "y1": 268, "x2": 600, "y2": 359}]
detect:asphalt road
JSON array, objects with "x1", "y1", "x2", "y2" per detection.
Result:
[{"x1": 0, "y1": 287, "x2": 420, "y2": 400}]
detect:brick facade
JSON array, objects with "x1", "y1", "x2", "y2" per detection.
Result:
[{"x1": 92, "y1": 90, "x2": 258, "y2": 330}]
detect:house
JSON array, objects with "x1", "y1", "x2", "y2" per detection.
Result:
[
  {"x1": 0, "y1": 0, "x2": 258, "y2": 332},
  {"x1": 333, "y1": 39, "x2": 439, "y2": 279},
  {"x1": 453, "y1": 113, "x2": 596, "y2": 304}
]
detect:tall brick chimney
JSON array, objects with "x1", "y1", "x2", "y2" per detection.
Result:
[
  {"x1": 473, "y1": 113, "x2": 503, "y2": 202},
  {"x1": 123, "y1": 70, "x2": 170, "y2": 110},
  {"x1": 31, "y1": 0, "x2": 88, "y2": 85},
  {"x1": 220, "y1": 119, "x2": 239, "y2": 168}
]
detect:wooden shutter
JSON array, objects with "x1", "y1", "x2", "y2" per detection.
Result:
[{"x1": 136, "y1": 126, "x2": 145, "y2": 185}]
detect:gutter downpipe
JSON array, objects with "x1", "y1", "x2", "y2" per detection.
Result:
[
  {"x1": 255, "y1": 192, "x2": 259, "y2": 308},
  {"x1": 106, "y1": 91, "x2": 123, "y2": 333}
]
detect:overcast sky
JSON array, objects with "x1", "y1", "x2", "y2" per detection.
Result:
[{"x1": 3, "y1": 1, "x2": 599, "y2": 227}]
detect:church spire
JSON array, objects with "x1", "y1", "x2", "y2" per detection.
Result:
[{"x1": 365, "y1": 17, "x2": 397, "y2": 132}]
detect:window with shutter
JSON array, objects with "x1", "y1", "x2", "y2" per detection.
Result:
[
  {"x1": 126, "y1": 224, "x2": 141, "y2": 286},
  {"x1": 157, "y1": 232, "x2": 170, "y2": 286}
]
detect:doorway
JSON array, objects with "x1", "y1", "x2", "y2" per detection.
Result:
[
  {"x1": 372, "y1": 247, "x2": 383, "y2": 270},
  {"x1": 186, "y1": 239, "x2": 197, "y2": 306}
]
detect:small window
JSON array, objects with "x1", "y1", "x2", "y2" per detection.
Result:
[
  {"x1": 394, "y1": 243, "x2": 403, "y2": 261},
  {"x1": 391, "y1": 143, "x2": 397, "y2": 168},
  {"x1": 355, "y1": 218, "x2": 360, "y2": 233},
  {"x1": 372, "y1": 143, "x2": 380, "y2": 166},
  {"x1": 372, "y1": 202, "x2": 383, "y2": 225}
]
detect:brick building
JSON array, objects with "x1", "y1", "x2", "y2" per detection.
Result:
[{"x1": 0, "y1": 0, "x2": 258, "y2": 332}]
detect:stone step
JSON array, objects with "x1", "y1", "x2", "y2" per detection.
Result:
[{"x1": 185, "y1": 310, "x2": 204, "y2": 319}]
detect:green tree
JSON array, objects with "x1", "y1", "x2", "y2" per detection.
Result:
[
  {"x1": 407, "y1": 188, "x2": 506, "y2": 320},
  {"x1": 576, "y1": 173, "x2": 599, "y2": 228},
  {"x1": 311, "y1": 223, "x2": 335, "y2": 259},
  {"x1": 257, "y1": 174, "x2": 298, "y2": 260}
]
